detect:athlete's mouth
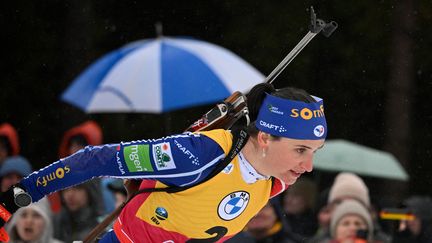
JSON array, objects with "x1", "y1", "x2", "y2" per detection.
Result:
[{"x1": 290, "y1": 170, "x2": 303, "y2": 178}]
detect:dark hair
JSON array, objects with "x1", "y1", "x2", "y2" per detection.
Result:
[
  {"x1": 0, "y1": 136, "x2": 12, "y2": 156},
  {"x1": 246, "y1": 83, "x2": 315, "y2": 137}
]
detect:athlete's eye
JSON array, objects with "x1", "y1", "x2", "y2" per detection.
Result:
[{"x1": 296, "y1": 148, "x2": 306, "y2": 154}]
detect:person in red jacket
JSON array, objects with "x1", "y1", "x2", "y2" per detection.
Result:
[
  {"x1": 58, "y1": 120, "x2": 103, "y2": 158},
  {"x1": 0, "y1": 123, "x2": 20, "y2": 166},
  {"x1": 49, "y1": 120, "x2": 106, "y2": 215}
]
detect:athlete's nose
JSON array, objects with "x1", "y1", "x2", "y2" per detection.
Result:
[{"x1": 301, "y1": 154, "x2": 314, "y2": 172}]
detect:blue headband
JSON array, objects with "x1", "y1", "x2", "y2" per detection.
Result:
[{"x1": 255, "y1": 93, "x2": 327, "y2": 140}]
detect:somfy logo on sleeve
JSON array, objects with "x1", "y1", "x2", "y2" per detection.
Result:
[{"x1": 152, "y1": 142, "x2": 176, "y2": 170}]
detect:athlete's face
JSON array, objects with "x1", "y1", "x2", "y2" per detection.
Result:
[{"x1": 258, "y1": 133, "x2": 324, "y2": 185}]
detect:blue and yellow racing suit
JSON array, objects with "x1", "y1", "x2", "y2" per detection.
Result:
[{"x1": 20, "y1": 129, "x2": 287, "y2": 242}]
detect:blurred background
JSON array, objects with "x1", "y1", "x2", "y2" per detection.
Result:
[{"x1": 1, "y1": 0, "x2": 431, "y2": 204}]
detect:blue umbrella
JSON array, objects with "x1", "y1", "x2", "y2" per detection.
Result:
[{"x1": 62, "y1": 37, "x2": 264, "y2": 113}]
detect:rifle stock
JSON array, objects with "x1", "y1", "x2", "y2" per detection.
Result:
[{"x1": 185, "y1": 91, "x2": 249, "y2": 132}]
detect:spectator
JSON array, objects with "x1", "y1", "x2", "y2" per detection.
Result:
[
  {"x1": 0, "y1": 123, "x2": 20, "y2": 166},
  {"x1": 327, "y1": 199, "x2": 374, "y2": 243},
  {"x1": 0, "y1": 156, "x2": 32, "y2": 192},
  {"x1": 107, "y1": 180, "x2": 127, "y2": 209},
  {"x1": 6, "y1": 197, "x2": 63, "y2": 243},
  {"x1": 58, "y1": 120, "x2": 103, "y2": 158},
  {"x1": 54, "y1": 180, "x2": 105, "y2": 242},
  {"x1": 58, "y1": 120, "x2": 117, "y2": 214},
  {"x1": 227, "y1": 198, "x2": 296, "y2": 243},
  {"x1": 282, "y1": 177, "x2": 318, "y2": 241},
  {"x1": 309, "y1": 173, "x2": 370, "y2": 242},
  {"x1": 393, "y1": 195, "x2": 432, "y2": 243},
  {"x1": 327, "y1": 173, "x2": 370, "y2": 207},
  {"x1": 309, "y1": 173, "x2": 391, "y2": 243},
  {"x1": 314, "y1": 202, "x2": 334, "y2": 241}
]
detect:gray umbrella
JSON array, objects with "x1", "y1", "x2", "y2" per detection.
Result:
[{"x1": 313, "y1": 139, "x2": 409, "y2": 181}]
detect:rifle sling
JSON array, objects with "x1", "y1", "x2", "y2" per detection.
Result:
[
  {"x1": 133, "y1": 127, "x2": 249, "y2": 195},
  {"x1": 86, "y1": 128, "x2": 249, "y2": 243}
]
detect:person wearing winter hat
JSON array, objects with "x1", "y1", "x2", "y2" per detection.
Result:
[
  {"x1": 58, "y1": 120, "x2": 103, "y2": 158},
  {"x1": 328, "y1": 172, "x2": 370, "y2": 207},
  {"x1": 46, "y1": 121, "x2": 104, "y2": 215},
  {"x1": 57, "y1": 120, "x2": 116, "y2": 215},
  {"x1": 308, "y1": 173, "x2": 370, "y2": 243},
  {"x1": 0, "y1": 155, "x2": 32, "y2": 192},
  {"x1": 5, "y1": 197, "x2": 63, "y2": 243},
  {"x1": 329, "y1": 199, "x2": 374, "y2": 243}
]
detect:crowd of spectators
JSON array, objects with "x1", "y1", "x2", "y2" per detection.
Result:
[{"x1": 0, "y1": 122, "x2": 125, "y2": 243}]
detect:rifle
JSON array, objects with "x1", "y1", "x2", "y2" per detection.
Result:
[
  {"x1": 83, "y1": 6, "x2": 337, "y2": 243},
  {"x1": 184, "y1": 6, "x2": 336, "y2": 133}
]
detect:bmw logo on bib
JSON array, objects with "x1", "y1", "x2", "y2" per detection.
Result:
[{"x1": 218, "y1": 191, "x2": 250, "y2": 220}]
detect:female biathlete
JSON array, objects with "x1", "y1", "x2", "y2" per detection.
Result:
[{"x1": 0, "y1": 83, "x2": 327, "y2": 242}]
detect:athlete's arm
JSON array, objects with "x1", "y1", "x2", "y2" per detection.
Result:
[{"x1": 20, "y1": 131, "x2": 226, "y2": 202}]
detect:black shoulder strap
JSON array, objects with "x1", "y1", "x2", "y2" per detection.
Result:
[{"x1": 133, "y1": 127, "x2": 249, "y2": 195}]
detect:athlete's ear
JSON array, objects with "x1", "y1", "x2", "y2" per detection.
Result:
[{"x1": 257, "y1": 131, "x2": 271, "y2": 149}]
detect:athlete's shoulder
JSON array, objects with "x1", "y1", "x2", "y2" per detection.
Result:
[{"x1": 197, "y1": 129, "x2": 233, "y2": 154}]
